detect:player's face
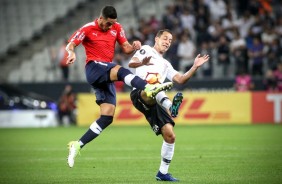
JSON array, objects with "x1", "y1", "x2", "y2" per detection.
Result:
[
  {"x1": 156, "y1": 32, "x2": 172, "y2": 54},
  {"x1": 99, "y1": 17, "x2": 117, "y2": 31}
]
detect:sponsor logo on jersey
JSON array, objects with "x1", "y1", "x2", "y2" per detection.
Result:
[
  {"x1": 73, "y1": 31, "x2": 85, "y2": 41},
  {"x1": 120, "y1": 29, "x2": 125, "y2": 38}
]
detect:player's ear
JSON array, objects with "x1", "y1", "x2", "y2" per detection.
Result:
[{"x1": 155, "y1": 37, "x2": 158, "y2": 42}]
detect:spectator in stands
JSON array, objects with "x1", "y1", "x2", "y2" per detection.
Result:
[
  {"x1": 248, "y1": 36, "x2": 265, "y2": 76},
  {"x1": 247, "y1": 0, "x2": 261, "y2": 16},
  {"x1": 138, "y1": 17, "x2": 155, "y2": 46},
  {"x1": 217, "y1": 35, "x2": 230, "y2": 76},
  {"x1": 207, "y1": 0, "x2": 227, "y2": 22},
  {"x1": 162, "y1": 5, "x2": 178, "y2": 31},
  {"x1": 177, "y1": 32, "x2": 195, "y2": 73},
  {"x1": 230, "y1": 29, "x2": 248, "y2": 74},
  {"x1": 195, "y1": 3, "x2": 210, "y2": 45},
  {"x1": 250, "y1": 15, "x2": 263, "y2": 36},
  {"x1": 127, "y1": 27, "x2": 143, "y2": 43},
  {"x1": 207, "y1": 20, "x2": 224, "y2": 43},
  {"x1": 258, "y1": 0, "x2": 273, "y2": 15},
  {"x1": 179, "y1": 7, "x2": 196, "y2": 40},
  {"x1": 233, "y1": 11, "x2": 255, "y2": 38},
  {"x1": 266, "y1": 38, "x2": 281, "y2": 71},
  {"x1": 273, "y1": 62, "x2": 282, "y2": 91},
  {"x1": 58, "y1": 84, "x2": 76, "y2": 125},
  {"x1": 234, "y1": 68, "x2": 254, "y2": 91},
  {"x1": 199, "y1": 41, "x2": 213, "y2": 77},
  {"x1": 57, "y1": 39, "x2": 70, "y2": 81},
  {"x1": 263, "y1": 69, "x2": 278, "y2": 91},
  {"x1": 274, "y1": 16, "x2": 282, "y2": 37},
  {"x1": 261, "y1": 26, "x2": 277, "y2": 47},
  {"x1": 148, "y1": 14, "x2": 160, "y2": 33},
  {"x1": 221, "y1": 8, "x2": 237, "y2": 40}
]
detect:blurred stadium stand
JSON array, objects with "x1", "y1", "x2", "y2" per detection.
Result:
[
  {"x1": 0, "y1": 0, "x2": 168, "y2": 83},
  {"x1": 0, "y1": 0, "x2": 281, "y2": 96},
  {"x1": 0, "y1": 0, "x2": 83, "y2": 53}
]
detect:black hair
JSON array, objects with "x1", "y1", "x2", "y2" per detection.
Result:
[
  {"x1": 101, "y1": 6, "x2": 117, "y2": 19},
  {"x1": 156, "y1": 29, "x2": 172, "y2": 37}
]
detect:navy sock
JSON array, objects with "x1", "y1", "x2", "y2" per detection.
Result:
[
  {"x1": 131, "y1": 77, "x2": 147, "y2": 90},
  {"x1": 79, "y1": 115, "x2": 113, "y2": 148},
  {"x1": 79, "y1": 129, "x2": 98, "y2": 148},
  {"x1": 117, "y1": 67, "x2": 131, "y2": 81}
]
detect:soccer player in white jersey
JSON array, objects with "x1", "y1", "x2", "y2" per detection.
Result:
[{"x1": 129, "y1": 29, "x2": 209, "y2": 182}]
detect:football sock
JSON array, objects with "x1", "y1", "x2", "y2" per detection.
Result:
[
  {"x1": 156, "y1": 91, "x2": 172, "y2": 110},
  {"x1": 79, "y1": 115, "x2": 113, "y2": 148},
  {"x1": 117, "y1": 67, "x2": 147, "y2": 89},
  {"x1": 159, "y1": 141, "x2": 175, "y2": 174}
]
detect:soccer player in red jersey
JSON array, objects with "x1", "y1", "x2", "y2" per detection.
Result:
[{"x1": 66, "y1": 6, "x2": 173, "y2": 168}]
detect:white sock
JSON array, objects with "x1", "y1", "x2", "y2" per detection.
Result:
[
  {"x1": 124, "y1": 74, "x2": 135, "y2": 87},
  {"x1": 79, "y1": 140, "x2": 84, "y2": 147},
  {"x1": 90, "y1": 121, "x2": 102, "y2": 134},
  {"x1": 159, "y1": 140, "x2": 175, "y2": 174},
  {"x1": 156, "y1": 91, "x2": 172, "y2": 110}
]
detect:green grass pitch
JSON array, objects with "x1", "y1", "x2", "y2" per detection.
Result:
[{"x1": 0, "y1": 124, "x2": 281, "y2": 184}]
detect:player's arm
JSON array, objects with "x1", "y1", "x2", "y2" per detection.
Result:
[
  {"x1": 121, "y1": 41, "x2": 141, "y2": 54},
  {"x1": 65, "y1": 42, "x2": 77, "y2": 64},
  {"x1": 173, "y1": 54, "x2": 209, "y2": 84},
  {"x1": 129, "y1": 56, "x2": 152, "y2": 68}
]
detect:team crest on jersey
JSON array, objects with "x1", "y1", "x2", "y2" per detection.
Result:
[
  {"x1": 110, "y1": 30, "x2": 117, "y2": 36},
  {"x1": 140, "y1": 49, "x2": 146, "y2": 55}
]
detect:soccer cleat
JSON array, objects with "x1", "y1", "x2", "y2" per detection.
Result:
[
  {"x1": 67, "y1": 141, "x2": 81, "y2": 168},
  {"x1": 170, "y1": 92, "x2": 183, "y2": 118},
  {"x1": 156, "y1": 171, "x2": 179, "y2": 182},
  {"x1": 144, "y1": 82, "x2": 173, "y2": 98}
]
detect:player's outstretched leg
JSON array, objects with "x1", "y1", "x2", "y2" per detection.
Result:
[
  {"x1": 156, "y1": 171, "x2": 179, "y2": 182},
  {"x1": 67, "y1": 141, "x2": 81, "y2": 168},
  {"x1": 170, "y1": 92, "x2": 183, "y2": 118},
  {"x1": 144, "y1": 82, "x2": 173, "y2": 98}
]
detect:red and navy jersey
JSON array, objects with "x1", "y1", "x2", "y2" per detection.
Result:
[{"x1": 69, "y1": 19, "x2": 128, "y2": 63}]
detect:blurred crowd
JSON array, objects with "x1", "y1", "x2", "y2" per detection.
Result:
[{"x1": 113, "y1": 0, "x2": 282, "y2": 91}]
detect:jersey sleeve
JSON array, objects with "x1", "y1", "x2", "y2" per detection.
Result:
[
  {"x1": 69, "y1": 23, "x2": 91, "y2": 46},
  {"x1": 116, "y1": 24, "x2": 128, "y2": 45},
  {"x1": 165, "y1": 60, "x2": 179, "y2": 82}
]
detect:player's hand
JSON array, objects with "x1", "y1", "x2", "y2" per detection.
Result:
[
  {"x1": 66, "y1": 51, "x2": 76, "y2": 65},
  {"x1": 142, "y1": 56, "x2": 154, "y2": 66},
  {"x1": 132, "y1": 41, "x2": 141, "y2": 50},
  {"x1": 193, "y1": 54, "x2": 209, "y2": 67}
]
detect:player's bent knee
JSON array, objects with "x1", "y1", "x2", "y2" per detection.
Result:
[
  {"x1": 117, "y1": 67, "x2": 132, "y2": 81},
  {"x1": 164, "y1": 133, "x2": 176, "y2": 144},
  {"x1": 96, "y1": 115, "x2": 113, "y2": 129}
]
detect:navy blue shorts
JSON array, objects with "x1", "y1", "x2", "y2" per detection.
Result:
[
  {"x1": 130, "y1": 89, "x2": 175, "y2": 135},
  {"x1": 85, "y1": 61, "x2": 117, "y2": 106}
]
